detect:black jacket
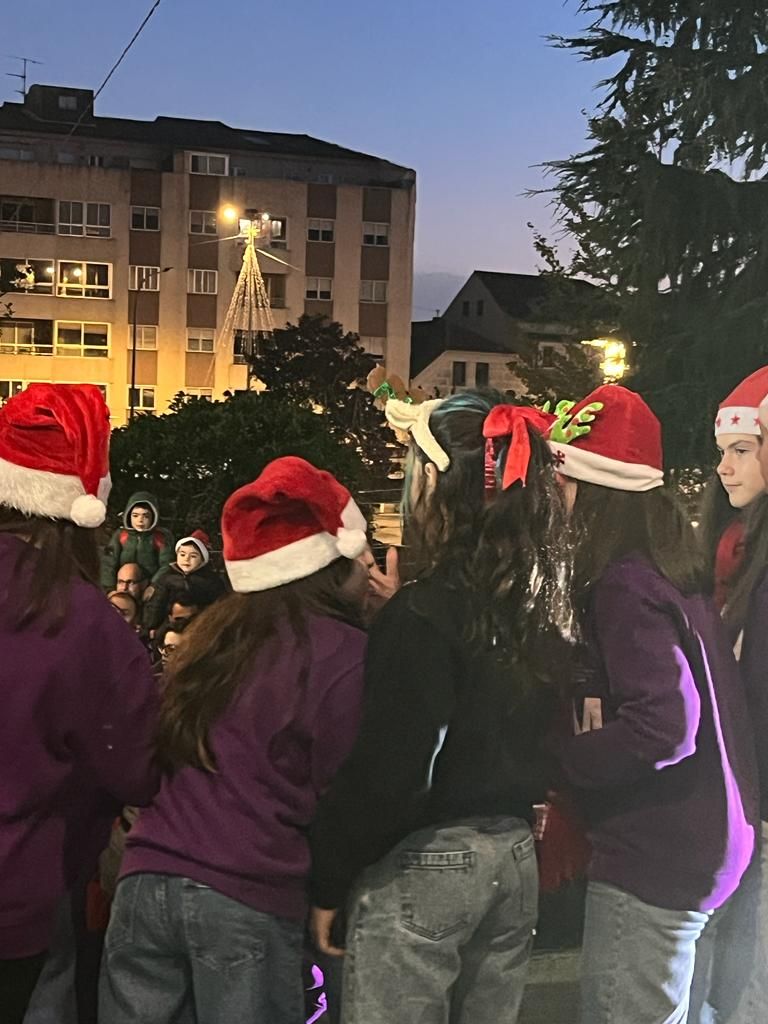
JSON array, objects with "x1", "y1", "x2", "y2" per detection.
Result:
[
  {"x1": 310, "y1": 571, "x2": 560, "y2": 908},
  {"x1": 143, "y1": 563, "x2": 228, "y2": 631}
]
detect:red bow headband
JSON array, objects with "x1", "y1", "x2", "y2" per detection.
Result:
[{"x1": 482, "y1": 406, "x2": 555, "y2": 491}]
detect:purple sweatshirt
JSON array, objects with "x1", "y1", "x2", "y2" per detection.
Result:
[
  {"x1": 0, "y1": 534, "x2": 159, "y2": 959},
  {"x1": 562, "y1": 554, "x2": 758, "y2": 912},
  {"x1": 741, "y1": 571, "x2": 768, "y2": 821},
  {"x1": 122, "y1": 615, "x2": 366, "y2": 921}
]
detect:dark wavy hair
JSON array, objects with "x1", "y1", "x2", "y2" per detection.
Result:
[
  {"x1": 571, "y1": 480, "x2": 705, "y2": 599},
  {"x1": 0, "y1": 505, "x2": 101, "y2": 634},
  {"x1": 402, "y1": 389, "x2": 574, "y2": 689},
  {"x1": 156, "y1": 557, "x2": 361, "y2": 772}
]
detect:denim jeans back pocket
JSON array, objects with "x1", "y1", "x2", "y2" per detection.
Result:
[{"x1": 398, "y1": 849, "x2": 475, "y2": 941}]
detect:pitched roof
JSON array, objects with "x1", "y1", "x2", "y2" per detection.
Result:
[
  {"x1": 474, "y1": 271, "x2": 597, "y2": 318},
  {"x1": 0, "y1": 94, "x2": 415, "y2": 175},
  {"x1": 411, "y1": 318, "x2": 511, "y2": 377}
]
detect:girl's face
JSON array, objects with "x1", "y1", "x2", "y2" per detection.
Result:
[
  {"x1": 177, "y1": 544, "x2": 204, "y2": 572},
  {"x1": 716, "y1": 433, "x2": 765, "y2": 509},
  {"x1": 760, "y1": 425, "x2": 768, "y2": 485},
  {"x1": 556, "y1": 473, "x2": 578, "y2": 515}
]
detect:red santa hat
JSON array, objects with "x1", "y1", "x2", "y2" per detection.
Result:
[
  {"x1": 176, "y1": 529, "x2": 211, "y2": 566},
  {"x1": 0, "y1": 383, "x2": 111, "y2": 527},
  {"x1": 547, "y1": 384, "x2": 664, "y2": 492},
  {"x1": 222, "y1": 456, "x2": 368, "y2": 592},
  {"x1": 715, "y1": 366, "x2": 768, "y2": 436}
]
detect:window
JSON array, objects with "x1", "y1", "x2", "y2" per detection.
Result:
[
  {"x1": 0, "y1": 147, "x2": 33, "y2": 162},
  {"x1": 476, "y1": 300, "x2": 484, "y2": 317},
  {"x1": 132, "y1": 326, "x2": 158, "y2": 350},
  {"x1": 0, "y1": 322, "x2": 53, "y2": 356},
  {"x1": 0, "y1": 258, "x2": 55, "y2": 294},
  {"x1": 189, "y1": 152, "x2": 229, "y2": 176},
  {"x1": 189, "y1": 210, "x2": 217, "y2": 235},
  {"x1": 0, "y1": 380, "x2": 24, "y2": 404},
  {"x1": 475, "y1": 362, "x2": 490, "y2": 387},
  {"x1": 540, "y1": 345, "x2": 557, "y2": 368},
  {"x1": 362, "y1": 222, "x2": 389, "y2": 247},
  {"x1": 55, "y1": 321, "x2": 109, "y2": 357},
  {"x1": 88, "y1": 155, "x2": 105, "y2": 168},
  {"x1": 306, "y1": 277, "x2": 332, "y2": 300},
  {"x1": 461, "y1": 300, "x2": 470, "y2": 317},
  {"x1": 360, "y1": 280, "x2": 388, "y2": 303},
  {"x1": 57, "y1": 261, "x2": 111, "y2": 299},
  {"x1": 131, "y1": 206, "x2": 160, "y2": 231},
  {"x1": 58, "y1": 95, "x2": 77, "y2": 112},
  {"x1": 269, "y1": 218, "x2": 287, "y2": 249},
  {"x1": 129, "y1": 265, "x2": 160, "y2": 291},
  {"x1": 0, "y1": 196, "x2": 55, "y2": 234},
  {"x1": 58, "y1": 201, "x2": 111, "y2": 237},
  {"x1": 187, "y1": 269, "x2": 218, "y2": 294},
  {"x1": 128, "y1": 386, "x2": 155, "y2": 411},
  {"x1": 358, "y1": 336, "x2": 385, "y2": 358},
  {"x1": 57, "y1": 152, "x2": 77, "y2": 165},
  {"x1": 452, "y1": 361, "x2": 467, "y2": 387},
  {"x1": 183, "y1": 388, "x2": 213, "y2": 400},
  {"x1": 307, "y1": 219, "x2": 334, "y2": 243},
  {"x1": 186, "y1": 328, "x2": 215, "y2": 353},
  {"x1": 264, "y1": 274, "x2": 286, "y2": 308}
]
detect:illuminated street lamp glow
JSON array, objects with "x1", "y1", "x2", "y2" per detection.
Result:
[
  {"x1": 220, "y1": 205, "x2": 239, "y2": 224},
  {"x1": 583, "y1": 337, "x2": 628, "y2": 381}
]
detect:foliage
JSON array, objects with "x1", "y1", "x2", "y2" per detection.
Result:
[
  {"x1": 248, "y1": 315, "x2": 394, "y2": 481},
  {"x1": 108, "y1": 391, "x2": 367, "y2": 541},
  {"x1": 540, "y1": 0, "x2": 768, "y2": 470}
]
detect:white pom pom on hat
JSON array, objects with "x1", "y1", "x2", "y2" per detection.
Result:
[
  {"x1": 70, "y1": 493, "x2": 107, "y2": 528},
  {"x1": 223, "y1": 456, "x2": 369, "y2": 593}
]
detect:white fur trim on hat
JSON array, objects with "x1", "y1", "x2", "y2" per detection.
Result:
[
  {"x1": 550, "y1": 442, "x2": 663, "y2": 492},
  {"x1": 715, "y1": 406, "x2": 761, "y2": 437},
  {"x1": 0, "y1": 456, "x2": 111, "y2": 524},
  {"x1": 225, "y1": 497, "x2": 368, "y2": 593},
  {"x1": 176, "y1": 535, "x2": 210, "y2": 566}
]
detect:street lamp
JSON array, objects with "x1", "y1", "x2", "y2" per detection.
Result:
[{"x1": 129, "y1": 266, "x2": 173, "y2": 423}]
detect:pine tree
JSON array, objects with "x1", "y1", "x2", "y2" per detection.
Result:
[{"x1": 544, "y1": 1, "x2": 768, "y2": 469}]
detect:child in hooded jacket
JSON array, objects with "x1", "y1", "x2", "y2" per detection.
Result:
[{"x1": 100, "y1": 491, "x2": 173, "y2": 590}]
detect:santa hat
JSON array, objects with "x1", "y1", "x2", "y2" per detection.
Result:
[
  {"x1": 716, "y1": 366, "x2": 768, "y2": 436},
  {"x1": 176, "y1": 530, "x2": 210, "y2": 566},
  {"x1": 547, "y1": 384, "x2": 664, "y2": 492},
  {"x1": 222, "y1": 456, "x2": 368, "y2": 593},
  {"x1": 0, "y1": 383, "x2": 111, "y2": 527}
]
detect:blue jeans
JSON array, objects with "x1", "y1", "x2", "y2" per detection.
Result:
[
  {"x1": 580, "y1": 881, "x2": 712, "y2": 1024},
  {"x1": 99, "y1": 873, "x2": 304, "y2": 1024},
  {"x1": 341, "y1": 816, "x2": 538, "y2": 1024}
]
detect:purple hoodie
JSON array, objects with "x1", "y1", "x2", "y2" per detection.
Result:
[
  {"x1": 121, "y1": 615, "x2": 366, "y2": 922},
  {"x1": 740, "y1": 570, "x2": 768, "y2": 820},
  {"x1": 562, "y1": 554, "x2": 758, "y2": 912},
  {"x1": 0, "y1": 534, "x2": 159, "y2": 958}
]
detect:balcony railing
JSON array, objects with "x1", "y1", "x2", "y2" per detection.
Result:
[{"x1": 0, "y1": 219, "x2": 55, "y2": 235}]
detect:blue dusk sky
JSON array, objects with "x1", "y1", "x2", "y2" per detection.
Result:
[{"x1": 3, "y1": 0, "x2": 603, "y2": 309}]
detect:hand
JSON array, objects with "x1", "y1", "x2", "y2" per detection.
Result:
[
  {"x1": 310, "y1": 906, "x2": 345, "y2": 957},
  {"x1": 368, "y1": 547, "x2": 400, "y2": 602}
]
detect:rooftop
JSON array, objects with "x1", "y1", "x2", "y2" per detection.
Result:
[
  {"x1": 0, "y1": 85, "x2": 415, "y2": 179},
  {"x1": 473, "y1": 271, "x2": 597, "y2": 319},
  {"x1": 411, "y1": 317, "x2": 509, "y2": 377}
]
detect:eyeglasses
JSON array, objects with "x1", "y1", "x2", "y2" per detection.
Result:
[{"x1": 160, "y1": 643, "x2": 177, "y2": 655}]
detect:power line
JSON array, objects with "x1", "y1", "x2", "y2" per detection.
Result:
[{"x1": 64, "y1": 0, "x2": 163, "y2": 140}]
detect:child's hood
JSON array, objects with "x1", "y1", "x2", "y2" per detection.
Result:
[{"x1": 123, "y1": 490, "x2": 160, "y2": 530}]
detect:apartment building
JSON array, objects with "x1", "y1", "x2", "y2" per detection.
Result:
[{"x1": 0, "y1": 84, "x2": 416, "y2": 423}]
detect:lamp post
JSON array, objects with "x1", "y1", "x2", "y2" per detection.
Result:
[{"x1": 129, "y1": 266, "x2": 172, "y2": 423}]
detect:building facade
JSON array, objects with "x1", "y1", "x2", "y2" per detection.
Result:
[{"x1": 0, "y1": 85, "x2": 416, "y2": 423}]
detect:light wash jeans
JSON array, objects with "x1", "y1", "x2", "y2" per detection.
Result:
[
  {"x1": 341, "y1": 816, "x2": 538, "y2": 1024},
  {"x1": 690, "y1": 823, "x2": 768, "y2": 1024},
  {"x1": 99, "y1": 873, "x2": 304, "y2": 1024},
  {"x1": 580, "y1": 881, "x2": 712, "y2": 1024}
]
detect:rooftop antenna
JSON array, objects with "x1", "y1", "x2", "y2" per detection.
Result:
[{"x1": 5, "y1": 55, "x2": 43, "y2": 99}]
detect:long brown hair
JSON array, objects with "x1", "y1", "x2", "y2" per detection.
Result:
[
  {"x1": 572, "y1": 480, "x2": 705, "y2": 599},
  {"x1": 0, "y1": 506, "x2": 101, "y2": 634},
  {"x1": 402, "y1": 390, "x2": 574, "y2": 690},
  {"x1": 156, "y1": 557, "x2": 360, "y2": 773}
]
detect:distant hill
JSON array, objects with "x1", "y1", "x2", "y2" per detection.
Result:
[{"x1": 412, "y1": 272, "x2": 465, "y2": 320}]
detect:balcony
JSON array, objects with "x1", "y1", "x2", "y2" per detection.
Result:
[
  {"x1": 0, "y1": 218, "x2": 55, "y2": 235},
  {"x1": 0, "y1": 196, "x2": 57, "y2": 237}
]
